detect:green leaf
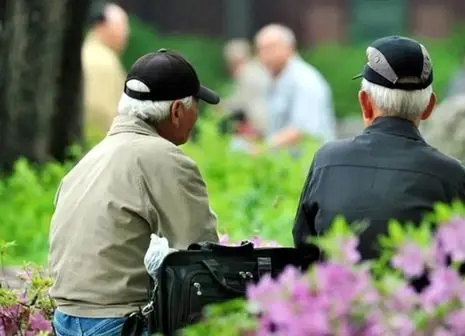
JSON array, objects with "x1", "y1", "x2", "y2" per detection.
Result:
[
  {"x1": 387, "y1": 220, "x2": 404, "y2": 244},
  {"x1": 434, "y1": 203, "x2": 452, "y2": 223}
]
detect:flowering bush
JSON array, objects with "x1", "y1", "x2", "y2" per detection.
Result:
[
  {"x1": 0, "y1": 242, "x2": 54, "y2": 335},
  {"x1": 5, "y1": 202, "x2": 465, "y2": 335},
  {"x1": 184, "y1": 202, "x2": 465, "y2": 336},
  {"x1": 0, "y1": 235, "x2": 281, "y2": 335}
]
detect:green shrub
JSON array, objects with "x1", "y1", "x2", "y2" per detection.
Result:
[
  {"x1": 0, "y1": 160, "x2": 72, "y2": 264},
  {"x1": 0, "y1": 118, "x2": 319, "y2": 264}
]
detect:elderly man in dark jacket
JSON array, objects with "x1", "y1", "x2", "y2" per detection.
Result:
[{"x1": 293, "y1": 36, "x2": 465, "y2": 260}]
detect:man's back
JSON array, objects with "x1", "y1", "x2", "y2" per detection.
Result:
[
  {"x1": 293, "y1": 117, "x2": 465, "y2": 259},
  {"x1": 49, "y1": 116, "x2": 218, "y2": 317}
]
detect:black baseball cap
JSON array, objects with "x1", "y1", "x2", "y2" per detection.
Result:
[
  {"x1": 352, "y1": 36, "x2": 433, "y2": 91},
  {"x1": 124, "y1": 49, "x2": 220, "y2": 105}
]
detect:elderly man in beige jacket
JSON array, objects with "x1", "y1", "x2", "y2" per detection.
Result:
[
  {"x1": 82, "y1": 3, "x2": 129, "y2": 140},
  {"x1": 49, "y1": 49, "x2": 220, "y2": 336}
]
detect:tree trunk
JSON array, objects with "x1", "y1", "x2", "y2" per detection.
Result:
[{"x1": 0, "y1": 0, "x2": 91, "y2": 173}]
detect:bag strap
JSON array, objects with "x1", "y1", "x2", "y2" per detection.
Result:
[
  {"x1": 189, "y1": 241, "x2": 254, "y2": 254},
  {"x1": 202, "y1": 259, "x2": 246, "y2": 295},
  {"x1": 257, "y1": 257, "x2": 272, "y2": 277}
]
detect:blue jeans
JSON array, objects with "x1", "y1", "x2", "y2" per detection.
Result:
[{"x1": 53, "y1": 310, "x2": 148, "y2": 336}]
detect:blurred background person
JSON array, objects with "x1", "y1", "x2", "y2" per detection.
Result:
[
  {"x1": 82, "y1": 2, "x2": 129, "y2": 141},
  {"x1": 218, "y1": 39, "x2": 270, "y2": 144},
  {"x1": 254, "y1": 24, "x2": 337, "y2": 156},
  {"x1": 422, "y1": 94, "x2": 465, "y2": 164},
  {"x1": 444, "y1": 50, "x2": 465, "y2": 99}
]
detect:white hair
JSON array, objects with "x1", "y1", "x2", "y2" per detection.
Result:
[
  {"x1": 361, "y1": 79, "x2": 433, "y2": 121},
  {"x1": 255, "y1": 24, "x2": 296, "y2": 47},
  {"x1": 117, "y1": 79, "x2": 193, "y2": 123},
  {"x1": 223, "y1": 39, "x2": 251, "y2": 62}
]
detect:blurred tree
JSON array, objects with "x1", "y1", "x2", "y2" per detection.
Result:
[
  {"x1": 223, "y1": 0, "x2": 252, "y2": 39},
  {"x1": 0, "y1": 0, "x2": 92, "y2": 173}
]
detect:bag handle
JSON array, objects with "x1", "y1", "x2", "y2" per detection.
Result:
[
  {"x1": 188, "y1": 240, "x2": 254, "y2": 254},
  {"x1": 201, "y1": 259, "x2": 246, "y2": 295}
]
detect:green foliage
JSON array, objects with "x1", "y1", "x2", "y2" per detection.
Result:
[
  {"x1": 0, "y1": 159, "x2": 73, "y2": 264},
  {"x1": 0, "y1": 117, "x2": 318, "y2": 263},
  {"x1": 182, "y1": 119, "x2": 318, "y2": 245}
]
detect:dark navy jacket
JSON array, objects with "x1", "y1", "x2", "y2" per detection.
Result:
[{"x1": 293, "y1": 117, "x2": 465, "y2": 259}]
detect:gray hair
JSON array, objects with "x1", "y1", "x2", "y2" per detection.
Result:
[
  {"x1": 223, "y1": 39, "x2": 251, "y2": 62},
  {"x1": 255, "y1": 24, "x2": 296, "y2": 47},
  {"x1": 117, "y1": 79, "x2": 193, "y2": 123},
  {"x1": 361, "y1": 79, "x2": 433, "y2": 121}
]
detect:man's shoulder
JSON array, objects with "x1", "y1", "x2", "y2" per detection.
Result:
[
  {"x1": 311, "y1": 138, "x2": 355, "y2": 167},
  {"x1": 132, "y1": 136, "x2": 197, "y2": 169},
  {"x1": 425, "y1": 144, "x2": 465, "y2": 177},
  {"x1": 82, "y1": 40, "x2": 121, "y2": 72},
  {"x1": 291, "y1": 58, "x2": 330, "y2": 92}
]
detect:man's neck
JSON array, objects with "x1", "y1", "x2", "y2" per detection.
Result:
[{"x1": 272, "y1": 54, "x2": 297, "y2": 78}]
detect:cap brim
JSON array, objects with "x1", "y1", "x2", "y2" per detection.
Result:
[
  {"x1": 352, "y1": 73, "x2": 364, "y2": 80},
  {"x1": 196, "y1": 85, "x2": 220, "y2": 105}
]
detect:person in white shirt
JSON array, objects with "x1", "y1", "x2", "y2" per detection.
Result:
[{"x1": 254, "y1": 24, "x2": 337, "y2": 155}]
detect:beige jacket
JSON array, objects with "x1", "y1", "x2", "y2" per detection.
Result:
[
  {"x1": 82, "y1": 33, "x2": 127, "y2": 137},
  {"x1": 48, "y1": 115, "x2": 219, "y2": 317}
]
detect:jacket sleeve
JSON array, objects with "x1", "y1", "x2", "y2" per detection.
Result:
[
  {"x1": 140, "y1": 145, "x2": 219, "y2": 249},
  {"x1": 292, "y1": 160, "x2": 318, "y2": 249}
]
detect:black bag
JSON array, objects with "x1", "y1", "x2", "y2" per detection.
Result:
[{"x1": 144, "y1": 240, "x2": 315, "y2": 335}]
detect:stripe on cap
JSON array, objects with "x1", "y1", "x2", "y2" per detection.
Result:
[
  {"x1": 419, "y1": 44, "x2": 432, "y2": 83},
  {"x1": 366, "y1": 46, "x2": 398, "y2": 84}
]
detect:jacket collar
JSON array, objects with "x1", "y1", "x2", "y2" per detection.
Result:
[
  {"x1": 363, "y1": 116, "x2": 424, "y2": 142},
  {"x1": 107, "y1": 115, "x2": 159, "y2": 137}
]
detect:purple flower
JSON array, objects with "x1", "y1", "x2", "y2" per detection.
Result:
[
  {"x1": 295, "y1": 310, "x2": 330, "y2": 335},
  {"x1": 385, "y1": 284, "x2": 419, "y2": 312},
  {"x1": 218, "y1": 234, "x2": 229, "y2": 245},
  {"x1": 433, "y1": 327, "x2": 454, "y2": 336},
  {"x1": 246, "y1": 274, "x2": 279, "y2": 313},
  {"x1": 421, "y1": 267, "x2": 463, "y2": 311},
  {"x1": 28, "y1": 311, "x2": 52, "y2": 332},
  {"x1": 436, "y1": 218, "x2": 465, "y2": 263},
  {"x1": 340, "y1": 236, "x2": 361, "y2": 265},
  {"x1": 445, "y1": 309, "x2": 465, "y2": 332},
  {"x1": 0, "y1": 304, "x2": 22, "y2": 335},
  {"x1": 387, "y1": 314, "x2": 416, "y2": 336},
  {"x1": 392, "y1": 242, "x2": 427, "y2": 278}
]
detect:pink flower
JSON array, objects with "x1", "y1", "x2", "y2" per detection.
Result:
[
  {"x1": 218, "y1": 234, "x2": 230, "y2": 245},
  {"x1": 392, "y1": 242, "x2": 427, "y2": 278},
  {"x1": 340, "y1": 236, "x2": 361, "y2": 265},
  {"x1": 436, "y1": 218, "x2": 465, "y2": 263},
  {"x1": 421, "y1": 267, "x2": 463, "y2": 311},
  {"x1": 445, "y1": 309, "x2": 465, "y2": 332},
  {"x1": 28, "y1": 311, "x2": 52, "y2": 332},
  {"x1": 433, "y1": 327, "x2": 454, "y2": 336},
  {"x1": 384, "y1": 283, "x2": 419, "y2": 312}
]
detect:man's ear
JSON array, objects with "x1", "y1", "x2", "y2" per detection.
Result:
[
  {"x1": 420, "y1": 92, "x2": 436, "y2": 121},
  {"x1": 170, "y1": 100, "x2": 183, "y2": 127},
  {"x1": 359, "y1": 90, "x2": 374, "y2": 123}
]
